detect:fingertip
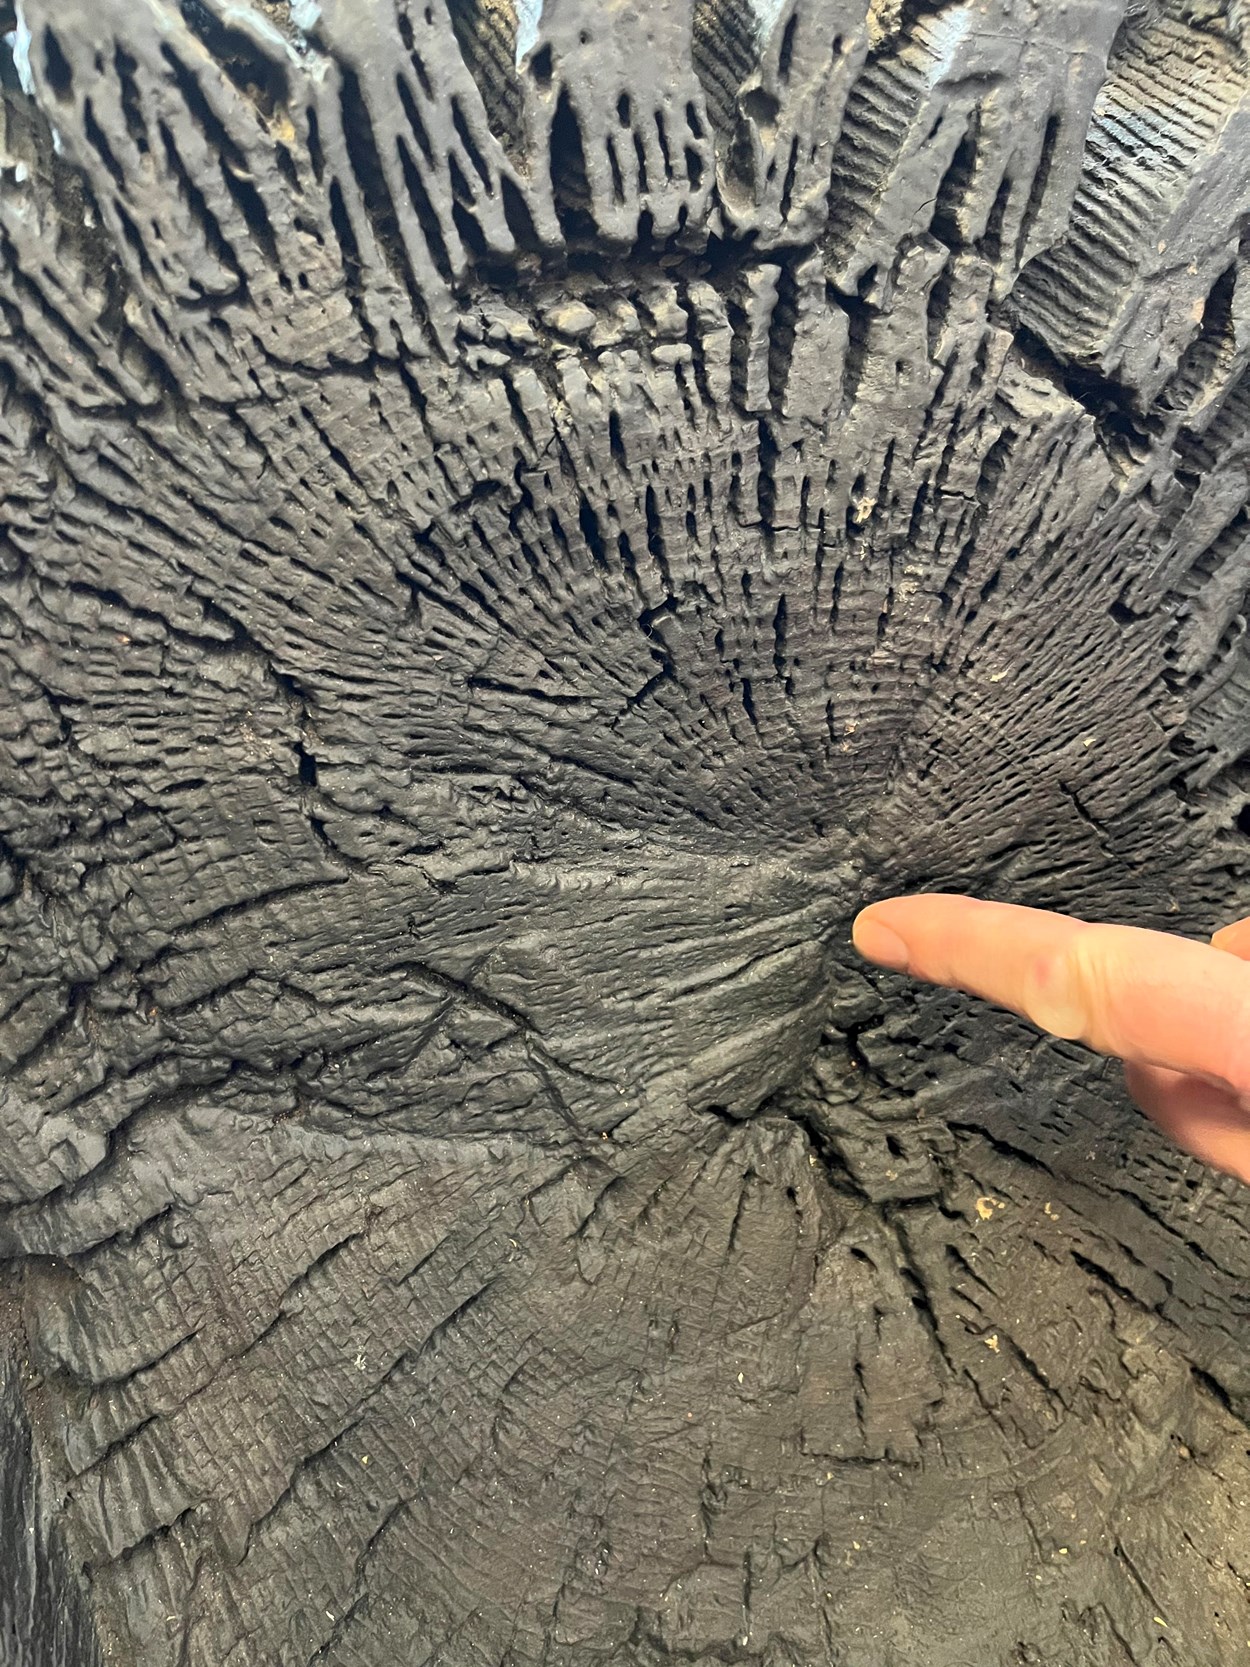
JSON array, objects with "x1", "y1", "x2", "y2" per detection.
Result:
[{"x1": 852, "y1": 906, "x2": 911, "y2": 973}]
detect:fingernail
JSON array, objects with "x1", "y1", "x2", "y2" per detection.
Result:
[{"x1": 852, "y1": 912, "x2": 910, "y2": 973}]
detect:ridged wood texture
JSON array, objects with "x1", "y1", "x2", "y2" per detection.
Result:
[{"x1": 2, "y1": 0, "x2": 1250, "y2": 1662}]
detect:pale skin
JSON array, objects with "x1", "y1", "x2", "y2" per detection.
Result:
[{"x1": 852, "y1": 895, "x2": 1250, "y2": 1184}]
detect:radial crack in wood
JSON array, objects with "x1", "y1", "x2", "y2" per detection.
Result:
[{"x1": 2, "y1": 1, "x2": 1250, "y2": 1664}]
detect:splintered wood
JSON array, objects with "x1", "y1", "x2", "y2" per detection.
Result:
[{"x1": 1, "y1": 0, "x2": 1250, "y2": 1663}]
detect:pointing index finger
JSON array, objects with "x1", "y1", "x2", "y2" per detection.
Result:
[{"x1": 853, "y1": 894, "x2": 1250, "y2": 1091}]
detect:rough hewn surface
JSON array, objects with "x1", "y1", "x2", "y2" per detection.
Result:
[{"x1": 2, "y1": 0, "x2": 1250, "y2": 1662}]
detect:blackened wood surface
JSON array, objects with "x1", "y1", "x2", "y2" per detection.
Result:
[{"x1": 2, "y1": 0, "x2": 1250, "y2": 1662}]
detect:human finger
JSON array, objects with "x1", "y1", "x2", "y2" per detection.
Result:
[
  {"x1": 853, "y1": 894, "x2": 1250, "y2": 1089},
  {"x1": 1123, "y1": 1060, "x2": 1250, "y2": 1184},
  {"x1": 1212, "y1": 914, "x2": 1250, "y2": 960}
]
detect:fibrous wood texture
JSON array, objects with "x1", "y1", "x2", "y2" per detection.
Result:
[{"x1": 3, "y1": 0, "x2": 1250, "y2": 1661}]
